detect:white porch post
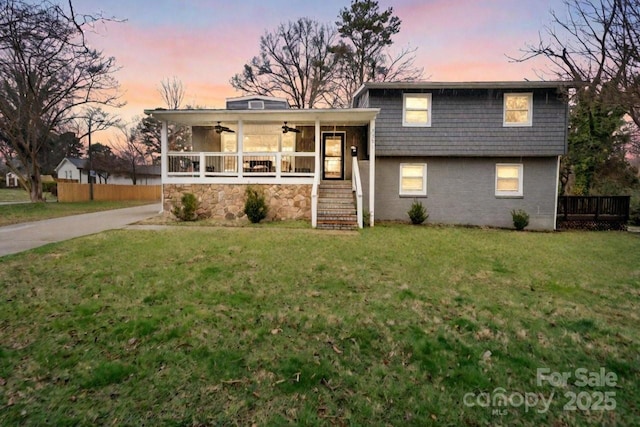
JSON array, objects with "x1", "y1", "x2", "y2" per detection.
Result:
[
  {"x1": 160, "y1": 120, "x2": 168, "y2": 213},
  {"x1": 314, "y1": 119, "x2": 321, "y2": 178},
  {"x1": 311, "y1": 118, "x2": 321, "y2": 228},
  {"x1": 369, "y1": 118, "x2": 376, "y2": 227},
  {"x1": 238, "y1": 119, "x2": 244, "y2": 178}
]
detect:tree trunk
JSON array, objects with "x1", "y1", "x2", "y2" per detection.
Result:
[{"x1": 29, "y1": 173, "x2": 44, "y2": 202}]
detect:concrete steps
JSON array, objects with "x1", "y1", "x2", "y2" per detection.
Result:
[{"x1": 317, "y1": 181, "x2": 358, "y2": 230}]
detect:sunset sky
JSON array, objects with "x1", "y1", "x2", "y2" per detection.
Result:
[{"x1": 79, "y1": 0, "x2": 568, "y2": 142}]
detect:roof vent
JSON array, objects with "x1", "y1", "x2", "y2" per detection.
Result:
[{"x1": 248, "y1": 100, "x2": 265, "y2": 110}]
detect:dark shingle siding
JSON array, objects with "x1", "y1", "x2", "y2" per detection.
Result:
[{"x1": 366, "y1": 88, "x2": 567, "y2": 157}]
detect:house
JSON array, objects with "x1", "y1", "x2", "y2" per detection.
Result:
[
  {"x1": 55, "y1": 157, "x2": 90, "y2": 183},
  {"x1": 108, "y1": 165, "x2": 162, "y2": 186},
  {"x1": 3, "y1": 159, "x2": 25, "y2": 188},
  {"x1": 5, "y1": 171, "x2": 19, "y2": 188},
  {"x1": 54, "y1": 157, "x2": 161, "y2": 185},
  {"x1": 145, "y1": 81, "x2": 572, "y2": 230}
]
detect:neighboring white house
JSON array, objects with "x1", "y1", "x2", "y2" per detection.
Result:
[
  {"x1": 55, "y1": 157, "x2": 89, "y2": 182},
  {"x1": 54, "y1": 157, "x2": 161, "y2": 185},
  {"x1": 109, "y1": 165, "x2": 162, "y2": 185}
]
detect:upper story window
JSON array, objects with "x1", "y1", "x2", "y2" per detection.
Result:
[
  {"x1": 495, "y1": 163, "x2": 523, "y2": 197},
  {"x1": 248, "y1": 100, "x2": 264, "y2": 109},
  {"x1": 504, "y1": 93, "x2": 533, "y2": 127},
  {"x1": 403, "y1": 93, "x2": 432, "y2": 127}
]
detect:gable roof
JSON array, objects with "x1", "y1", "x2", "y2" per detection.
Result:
[
  {"x1": 54, "y1": 157, "x2": 87, "y2": 173},
  {"x1": 67, "y1": 158, "x2": 87, "y2": 168},
  {"x1": 225, "y1": 95, "x2": 289, "y2": 104},
  {"x1": 136, "y1": 165, "x2": 161, "y2": 176}
]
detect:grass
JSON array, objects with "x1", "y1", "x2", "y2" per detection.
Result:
[
  {"x1": 0, "y1": 188, "x2": 32, "y2": 203},
  {"x1": 0, "y1": 200, "x2": 155, "y2": 227},
  {"x1": 0, "y1": 225, "x2": 638, "y2": 425}
]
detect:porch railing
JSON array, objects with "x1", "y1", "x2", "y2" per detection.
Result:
[
  {"x1": 557, "y1": 196, "x2": 630, "y2": 222},
  {"x1": 167, "y1": 152, "x2": 315, "y2": 178}
]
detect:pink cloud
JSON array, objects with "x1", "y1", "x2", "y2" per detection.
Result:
[
  {"x1": 390, "y1": 0, "x2": 560, "y2": 80},
  {"x1": 86, "y1": 20, "x2": 260, "y2": 111},
  {"x1": 81, "y1": 0, "x2": 565, "y2": 135}
]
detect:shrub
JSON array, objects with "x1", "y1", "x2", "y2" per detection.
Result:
[
  {"x1": 172, "y1": 193, "x2": 199, "y2": 221},
  {"x1": 244, "y1": 186, "x2": 268, "y2": 223},
  {"x1": 42, "y1": 182, "x2": 57, "y2": 196},
  {"x1": 511, "y1": 209, "x2": 530, "y2": 230},
  {"x1": 362, "y1": 210, "x2": 371, "y2": 227},
  {"x1": 407, "y1": 200, "x2": 428, "y2": 225}
]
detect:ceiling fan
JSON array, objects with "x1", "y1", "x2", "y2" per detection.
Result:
[
  {"x1": 282, "y1": 121, "x2": 300, "y2": 134},
  {"x1": 214, "y1": 122, "x2": 235, "y2": 133}
]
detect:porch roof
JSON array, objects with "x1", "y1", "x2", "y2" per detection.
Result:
[{"x1": 143, "y1": 107, "x2": 380, "y2": 126}]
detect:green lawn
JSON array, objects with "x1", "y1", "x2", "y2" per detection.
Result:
[
  {"x1": 0, "y1": 200, "x2": 155, "y2": 227},
  {"x1": 0, "y1": 188, "x2": 31, "y2": 203},
  {"x1": 0, "y1": 225, "x2": 638, "y2": 425}
]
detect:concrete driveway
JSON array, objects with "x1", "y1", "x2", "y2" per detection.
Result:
[{"x1": 0, "y1": 203, "x2": 161, "y2": 257}]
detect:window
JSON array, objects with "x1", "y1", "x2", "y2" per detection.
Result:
[
  {"x1": 281, "y1": 132, "x2": 296, "y2": 152},
  {"x1": 403, "y1": 93, "x2": 431, "y2": 127},
  {"x1": 248, "y1": 100, "x2": 264, "y2": 109},
  {"x1": 243, "y1": 135, "x2": 279, "y2": 152},
  {"x1": 400, "y1": 163, "x2": 427, "y2": 196},
  {"x1": 221, "y1": 133, "x2": 237, "y2": 152},
  {"x1": 495, "y1": 164, "x2": 523, "y2": 197},
  {"x1": 503, "y1": 93, "x2": 533, "y2": 126}
]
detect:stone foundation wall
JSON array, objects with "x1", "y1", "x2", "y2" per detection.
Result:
[{"x1": 163, "y1": 184, "x2": 311, "y2": 221}]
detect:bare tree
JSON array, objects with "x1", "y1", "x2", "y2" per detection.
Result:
[
  {"x1": 514, "y1": 0, "x2": 640, "y2": 192},
  {"x1": 111, "y1": 123, "x2": 149, "y2": 185},
  {"x1": 231, "y1": 18, "x2": 339, "y2": 108},
  {"x1": 71, "y1": 107, "x2": 121, "y2": 199},
  {"x1": 514, "y1": 0, "x2": 639, "y2": 128},
  {"x1": 133, "y1": 77, "x2": 190, "y2": 161},
  {"x1": 334, "y1": 0, "x2": 423, "y2": 106},
  {"x1": 158, "y1": 76, "x2": 186, "y2": 110},
  {"x1": 72, "y1": 107, "x2": 121, "y2": 144},
  {"x1": 0, "y1": 0, "x2": 121, "y2": 201}
]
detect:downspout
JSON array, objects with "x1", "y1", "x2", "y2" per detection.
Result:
[
  {"x1": 160, "y1": 120, "x2": 168, "y2": 213},
  {"x1": 369, "y1": 118, "x2": 376, "y2": 227},
  {"x1": 311, "y1": 118, "x2": 320, "y2": 228},
  {"x1": 554, "y1": 155, "x2": 561, "y2": 231}
]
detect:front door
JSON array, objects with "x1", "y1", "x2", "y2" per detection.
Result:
[{"x1": 322, "y1": 132, "x2": 344, "y2": 180}]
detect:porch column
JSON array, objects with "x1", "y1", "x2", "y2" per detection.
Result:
[
  {"x1": 312, "y1": 118, "x2": 321, "y2": 228},
  {"x1": 238, "y1": 119, "x2": 244, "y2": 178},
  {"x1": 369, "y1": 118, "x2": 376, "y2": 227},
  {"x1": 314, "y1": 119, "x2": 321, "y2": 179},
  {"x1": 160, "y1": 120, "x2": 168, "y2": 213},
  {"x1": 161, "y1": 120, "x2": 168, "y2": 179}
]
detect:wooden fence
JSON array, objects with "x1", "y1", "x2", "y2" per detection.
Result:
[
  {"x1": 57, "y1": 183, "x2": 161, "y2": 202},
  {"x1": 557, "y1": 196, "x2": 630, "y2": 230}
]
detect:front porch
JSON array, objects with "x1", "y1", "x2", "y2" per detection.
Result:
[{"x1": 144, "y1": 108, "x2": 379, "y2": 227}]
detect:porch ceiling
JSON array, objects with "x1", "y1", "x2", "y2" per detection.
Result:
[{"x1": 143, "y1": 108, "x2": 379, "y2": 126}]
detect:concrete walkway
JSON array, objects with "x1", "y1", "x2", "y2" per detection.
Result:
[{"x1": 0, "y1": 203, "x2": 161, "y2": 257}]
